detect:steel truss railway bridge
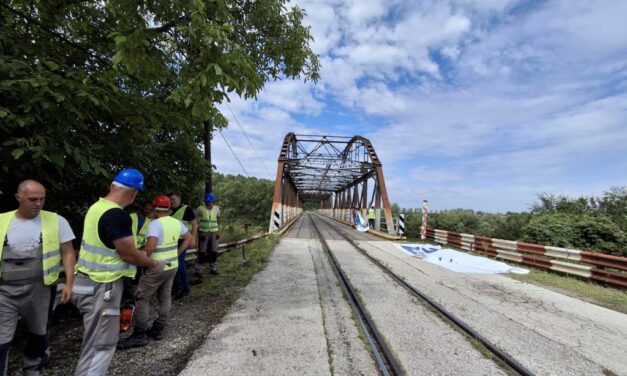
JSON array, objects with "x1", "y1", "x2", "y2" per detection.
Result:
[
  {"x1": 182, "y1": 133, "x2": 627, "y2": 376},
  {"x1": 268, "y1": 133, "x2": 396, "y2": 234}
]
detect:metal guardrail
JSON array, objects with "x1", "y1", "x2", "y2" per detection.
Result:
[
  {"x1": 426, "y1": 228, "x2": 627, "y2": 288},
  {"x1": 185, "y1": 214, "x2": 302, "y2": 262},
  {"x1": 184, "y1": 233, "x2": 269, "y2": 262}
]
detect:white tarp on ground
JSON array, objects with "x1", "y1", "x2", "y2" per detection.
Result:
[
  {"x1": 394, "y1": 243, "x2": 529, "y2": 274},
  {"x1": 353, "y1": 211, "x2": 369, "y2": 232}
]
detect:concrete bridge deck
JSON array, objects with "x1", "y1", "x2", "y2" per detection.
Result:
[{"x1": 181, "y1": 214, "x2": 627, "y2": 376}]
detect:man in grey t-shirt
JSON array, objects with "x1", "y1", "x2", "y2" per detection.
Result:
[{"x1": 0, "y1": 180, "x2": 76, "y2": 376}]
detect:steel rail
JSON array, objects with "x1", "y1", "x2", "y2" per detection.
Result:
[
  {"x1": 314, "y1": 214, "x2": 535, "y2": 376},
  {"x1": 310, "y1": 215, "x2": 404, "y2": 376}
]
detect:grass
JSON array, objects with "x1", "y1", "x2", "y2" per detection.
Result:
[
  {"x1": 509, "y1": 268, "x2": 627, "y2": 314},
  {"x1": 219, "y1": 223, "x2": 267, "y2": 243},
  {"x1": 189, "y1": 234, "x2": 279, "y2": 301},
  {"x1": 169, "y1": 234, "x2": 280, "y2": 374}
]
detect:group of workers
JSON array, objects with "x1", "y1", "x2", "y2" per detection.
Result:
[{"x1": 0, "y1": 168, "x2": 221, "y2": 375}]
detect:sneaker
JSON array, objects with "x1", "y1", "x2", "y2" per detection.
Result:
[{"x1": 117, "y1": 330, "x2": 149, "y2": 349}]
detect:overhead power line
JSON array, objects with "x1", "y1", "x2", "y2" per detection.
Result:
[
  {"x1": 218, "y1": 129, "x2": 250, "y2": 177},
  {"x1": 225, "y1": 102, "x2": 273, "y2": 179}
]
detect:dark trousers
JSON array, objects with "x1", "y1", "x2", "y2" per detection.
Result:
[{"x1": 174, "y1": 251, "x2": 190, "y2": 293}]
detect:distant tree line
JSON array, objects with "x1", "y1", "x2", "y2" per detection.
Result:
[
  {"x1": 395, "y1": 187, "x2": 627, "y2": 257},
  {"x1": 211, "y1": 173, "x2": 274, "y2": 228}
]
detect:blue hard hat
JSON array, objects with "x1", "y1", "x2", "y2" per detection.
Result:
[
  {"x1": 204, "y1": 193, "x2": 216, "y2": 203},
  {"x1": 113, "y1": 168, "x2": 144, "y2": 191}
]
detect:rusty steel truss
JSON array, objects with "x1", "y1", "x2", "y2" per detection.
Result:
[{"x1": 269, "y1": 133, "x2": 395, "y2": 234}]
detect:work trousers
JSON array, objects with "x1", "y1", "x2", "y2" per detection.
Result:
[
  {"x1": 197, "y1": 232, "x2": 218, "y2": 264},
  {"x1": 134, "y1": 267, "x2": 177, "y2": 331},
  {"x1": 174, "y1": 251, "x2": 190, "y2": 294},
  {"x1": 71, "y1": 273, "x2": 123, "y2": 376},
  {"x1": 0, "y1": 282, "x2": 50, "y2": 376}
]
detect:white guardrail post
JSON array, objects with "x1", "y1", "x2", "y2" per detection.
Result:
[
  {"x1": 398, "y1": 214, "x2": 405, "y2": 236},
  {"x1": 272, "y1": 209, "x2": 281, "y2": 232}
]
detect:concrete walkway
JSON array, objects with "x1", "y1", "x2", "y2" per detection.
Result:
[
  {"x1": 180, "y1": 238, "x2": 373, "y2": 376},
  {"x1": 181, "y1": 214, "x2": 627, "y2": 375},
  {"x1": 357, "y1": 239, "x2": 627, "y2": 376}
]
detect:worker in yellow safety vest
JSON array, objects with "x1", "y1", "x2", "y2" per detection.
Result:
[
  {"x1": 0, "y1": 180, "x2": 76, "y2": 376},
  {"x1": 118, "y1": 195, "x2": 192, "y2": 349},
  {"x1": 130, "y1": 201, "x2": 155, "y2": 249},
  {"x1": 122, "y1": 201, "x2": 156, "y2": 312},
  {"x1": 368, "y1": 206, "x2": 376, "y2": 229},
  {"x1": 195, "y1": 193, "x2": 220, "y2": 276},
  {"x1": 70, "y1": 168, "x2": 163, "y2": 376},
  {"x1": 168, "y1": 193, "x2": 197, "y2": 299}
]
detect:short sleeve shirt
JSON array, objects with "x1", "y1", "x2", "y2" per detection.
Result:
[
  {"x1": 146, "y1": 218, "x2": 188, "y2": 245},
  {"x1": 179, "y1": 206, "x2": 196, "y2": 222},
  {"x1": 5, "y1": 213, "x2": 75, "y2": 254},
  {"x1": 98, "y1": 208, "x2": 133, "y2": 249}
]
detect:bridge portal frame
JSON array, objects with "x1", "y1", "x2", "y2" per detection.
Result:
[{"x1": 269, "y1": 133, "x2": 395, "y2": 234}]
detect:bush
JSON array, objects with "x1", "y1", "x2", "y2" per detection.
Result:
[{"x1": 523, "y1": 213, "x2": 626, "y2": 256}]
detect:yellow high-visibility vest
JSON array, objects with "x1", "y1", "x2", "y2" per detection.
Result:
[
  {"x1": 172, "y1": 205, "x2": 191, "y2": 231},
  {"x1": 0, "y1": 210, "x2": 62, "y2": 285},
  {"x1": 368, "y1": 208, "x2": 376, "y2": 219},
  {"x1": 198, "y1": 206, "x2": 219, "y2": 232},
  {"x1": 150, "y1": 216, "x2": 182, "y2": 271},
  {"x1": 76, "y1": 198, "x2": 136, "y2": 283},
  {"x1": 130, "y1": 213, "x2": 151, "y2": 248}
]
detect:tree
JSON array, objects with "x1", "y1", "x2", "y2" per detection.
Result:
[
  {"x1": 523, "y1": 213, "x2": 626, "y2": 256},
  {"x1": 0, "y1": 1, "x2": 319, "y2": 228}
]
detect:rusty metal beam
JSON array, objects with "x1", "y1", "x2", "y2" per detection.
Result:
[{"x1": 270, "y1": 133, "x2": 397, "y2": 233}]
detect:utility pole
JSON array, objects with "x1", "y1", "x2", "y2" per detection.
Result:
[{"x1": 204, "y1": 120, "x2": 212, "y2": 193}]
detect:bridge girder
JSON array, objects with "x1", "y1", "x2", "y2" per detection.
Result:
[{"x1": 269, "y1": 133, "x2": 395, "y2": 234}]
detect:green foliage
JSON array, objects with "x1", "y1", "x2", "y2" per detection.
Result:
[
  {"x1": 521, "y1": 213, "x2": 578, "y2": 248},
  {"x1": 302, "y1": 201, "x2": 318, "y2": 211},
  {"x1": 523, "y1": 214, "x2": 626, "y2": 255},
  {"x1": 211, "y1": 173, "x2": 274, "y2": 228},
  {"x1": 1, "y1": 0, "x2": 319, "y2": 230},
  {"x1": 491, "y1": 212, "x2": 532, "y2": 240}
]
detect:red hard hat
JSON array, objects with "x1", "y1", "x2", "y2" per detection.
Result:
[{"x1": 153, "y1": 194, "x2": 171, "y2": 210}]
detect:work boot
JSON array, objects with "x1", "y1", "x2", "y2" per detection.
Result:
[
  {"x1": 147, "y1": 323, "x2": 166, "y2": 341},
  {"x1": 209, "y1": 263, "x2": 218, "y2": 275},
  {"x1": 117, "y1": 330, "x2": 149, "y2": 349},
  {"x1": 192, "y1": 264, "x2": 204, "y2": 281}
]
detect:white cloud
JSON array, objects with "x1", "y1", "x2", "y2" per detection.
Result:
[{"x1": 216, "y1": 0, "x2": 627, "y2": 212}]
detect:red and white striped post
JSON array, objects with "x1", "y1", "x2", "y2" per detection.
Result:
[{"x1": 421, "y1": 200, "x2": 429, "y2": 240}]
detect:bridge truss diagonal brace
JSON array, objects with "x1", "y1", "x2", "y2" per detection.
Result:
[{"x1": 268, "y1": 133, "x2": 396, "y2": 234}]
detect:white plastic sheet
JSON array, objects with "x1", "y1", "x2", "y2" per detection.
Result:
[
  {"x1": 394, "y1": 243, "x2": 528, "y2": 274},
  {"x1": 353, "y1": 211, "x2": 369, "y2": 232}
]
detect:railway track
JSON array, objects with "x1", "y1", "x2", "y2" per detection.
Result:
[{"x1": 309, "y1": 213, "x2": 535, "y2": 376}]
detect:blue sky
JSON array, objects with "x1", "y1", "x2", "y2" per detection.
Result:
[{"x1": 215, "y1": 0, "x2": 627, "y2": 213}]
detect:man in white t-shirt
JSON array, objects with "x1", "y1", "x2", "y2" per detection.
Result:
[
  {"x1": 118, "y1": 195, "x2": 192, "y2": 349},
  {"x1": 0, "y1": 180, "x2": 76, "y2": 376}
]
